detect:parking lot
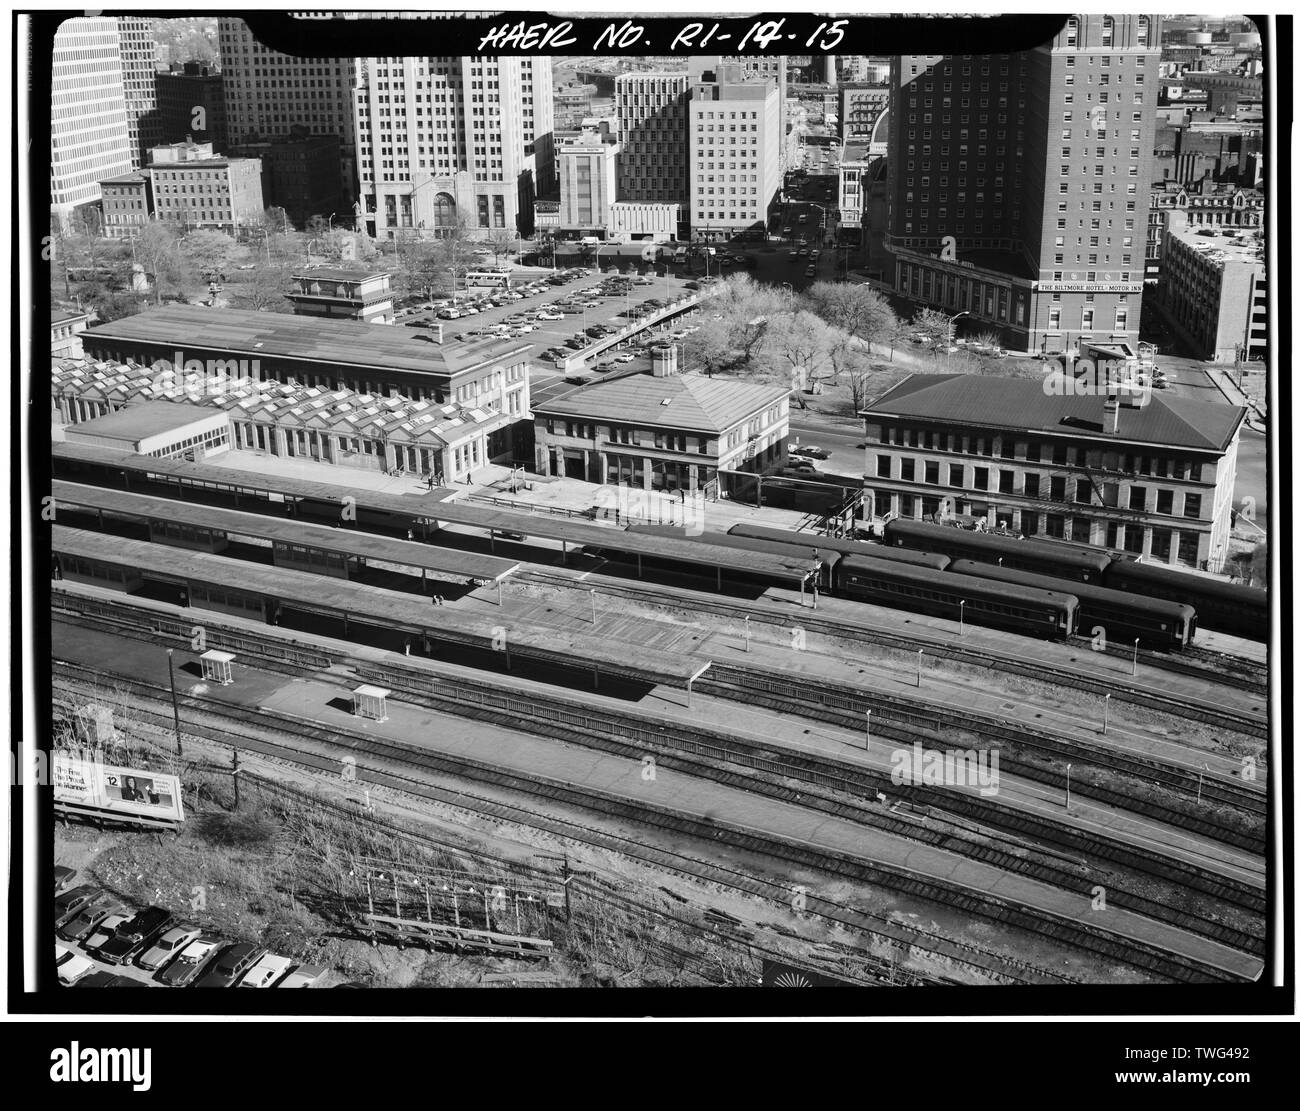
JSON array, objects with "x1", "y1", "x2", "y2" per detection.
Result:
[{"x1": 394, "y1": 266, "x2": 702, "y2": 376}]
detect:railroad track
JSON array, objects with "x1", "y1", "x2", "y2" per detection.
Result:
[
  {"x1": 51, "y1": 589, "x2": 1267, "y2": 924},
  {"x1": 52, "y1": 657, "x2": 1261, "y2": 983},
  {"x1": 514, "y1": 568, "x2": 1267, "y2": 738},
  {"x1": 53, "y1": 665, "x2": 1056, "y2": 987}
]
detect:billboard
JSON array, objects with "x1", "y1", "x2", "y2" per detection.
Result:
[{"x1": 53, "y1": 752, "x2": 186, "y2": 824}]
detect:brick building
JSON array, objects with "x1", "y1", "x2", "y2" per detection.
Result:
[
  {"x1": 1143, "y1": 181, "x2": 1263, "y2": 281},
  {"x1": 1158, "y1": 221, "x2": 1266, "y2": 362},
  {"x1": 532, "y1": 346, "x2": 788, "y2": 496},
  {"x1": 860, "y1": 372, "x2": 1245, "y2": 570},
  {"x1": 155, "y1": 63, "x2": 228, "y2": 150},
  {"x1": 229, "y1": 129, "x2": 344, "y2": 230},
  {"x1": 99, "y1": 172, "x2": 153, "y2": 239},
  {"x1": 147, "y1": 141, "x2": 263, "y2": 235},
  {"x1": 886, "y1": 15, "x2": 1163, "y2": 354}
]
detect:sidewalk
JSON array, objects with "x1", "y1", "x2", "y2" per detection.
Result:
[{"x1": 1204, "y1": 366, "x2": 1267, "y2": 431}]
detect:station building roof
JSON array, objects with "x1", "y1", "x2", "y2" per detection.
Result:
[{"x1": 861, "y1": 373, "x2": 1246, "y2": 453}]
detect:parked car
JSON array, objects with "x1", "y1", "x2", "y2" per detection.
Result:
[
  {"x1": 157, "y1": 933, "x2": 226, "y2": 987},
  {"x1": 536, "y1": 310, "x2": 565, "y2": 320},
  {"x1": 58, "y1": 895, "x2": 125, "y2": 943},
  {"x1": 564, "y1": 337, "x2": 586, "y2": 350},
  {"x1": 54, "y1": 865, "x2": 77, "y2": 893},
  {"x1": 277, "y1": 964, "x2": 326, "y2": 989},
  {"x1": 436, "y1": 309, "x2": 461, "y2": 320},
  {"x1": 137, "y1": 922, "x2": 202, "y2": 972},
  {"x1": 614, "y1": 352, "x2": 636, "y2": 363},
  {"x1": 74, "y1": 971, "x2": 137, "y2": 988},
  {"x1": 58, "y1": 952, "x2": 97, "y2": 986},
  {"x1": 84, "y1": 912, "x2": 129, "y2": 956},
  {"x1": 239, "y1": 953, "x2": 295, "y2": 988},
  {"x1": 56, "y1": 942, "x2": 74, "y2": 966},
  {"x1": 55, "y1": 885, "x2": 103, "y2": 930},
  {"x1": 195, "y1": 942, "x2": 266, "y2": 988},
  {"x1": 98, "y1": 906, "x2": 174, "y2": 966},
  {"x1": 790, "y1": 445, "x2": 830, "y2": 460}
]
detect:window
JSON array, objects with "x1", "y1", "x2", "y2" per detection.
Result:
[
  {"x1": 1076, "y1": 479, "x2": 1091, "y2": 504},
  {"x1": 925, "y1": 461, "x2": 939, "y2": 484},
  {"x1": 1050, "y1": 476, "x2": 1066, "y2": 501},
  {"x1": 1183, "y1": 492, "x2": 1202, "y2": 519},
  {"x1": 901, "y1": 458, "x2": 916, "y2": 481},
  {"x1": 998, "y1": 470, "x2": 1014, "y2": 494},
  {"x1": 1156, "y1": 489, "x2": 1174, "y2": 515},
  {"x1": 949, "y1": 464, "x2": 964, "y2": 487},
  {"x1": 973, "y1": 467, "x2": 989, "y2": 491},
  {"x1": 1129, "y1": 486, "x2": 1146, "y2": 511},
  {"x1": 876, "y1": 455, "x2": 892, "y2": 478},
  {"x1": 1024, "y1": 474, "x2": 1040, "y2": 498}
]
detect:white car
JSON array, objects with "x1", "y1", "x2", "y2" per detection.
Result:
[
  {"x1": 56, "y1": 942, "x2": 74, "y2": 966},
  {"x1": 614, "y1": 353, "x2": 635, "y2": 363},
  {"x1": 277, "y1": 964, "x2": 326, "y2": 989},
  {"x1": 137, "y1": 923, "x2": 202, "y2": 972},
  {"x1": 238, "y1": 953, "x2": 294, "y2": 988},
  {"x1": 58, "y1": 952, "x2": 97, "y2": 986},
  {"x1": 536, "y1": 310, "x2": 565, "y2": 320}
]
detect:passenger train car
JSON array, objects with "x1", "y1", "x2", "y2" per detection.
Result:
[
  {"x1": 837, "y1": 554, "x2": 1079, "y2": 640},
  {"x1": 882, "y1": 519, "x2": 1112, "y2": 582},
  {"x1": 947, "y1": 559, "x2": 1196, "y2": 649},
  {"x1": 726, "y1": 523, "x2": 951, "y2": 571},
  {"x1": 1101, "y1": 559, "x2": 1266, "y2": 641}
]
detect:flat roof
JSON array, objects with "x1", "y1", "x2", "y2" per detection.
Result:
[
  {"x1": 292, "y1": 267, "x2": 391, "y2": 282},
  {"x1": 51, "y1": 481, "x2": 521, "y2": 583},
  {"x1": 52, "y1": 309, "x2": 91, "y2": 325},
  {"x1": 52, "y1": 526, "x2": 698, "y2": 684},
  {"x1": 83, "y1": 306, "x2": 531, "y2": 379},
  {"x1": 52, "y1": 441, "x2": 817, "y2": 584},
  {"x1": 64, "y1": 400, "x2": 223, "y2": 443}
]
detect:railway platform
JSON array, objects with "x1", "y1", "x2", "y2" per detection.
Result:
[{"x1": 50, "y1": 619, "x2": 1263, "y2": 984}]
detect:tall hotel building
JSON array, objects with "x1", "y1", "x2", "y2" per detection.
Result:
[
  {"x1": 614, "y1": 73, "x2": 690, "y2": 208},
  {"x1": 886, "y1": 14, "x2": 1162, "y2": 353},
  {"x1": 115, "y1": 15, "x2": 161, "y2": 168},
  {"x1": 354, "y1": 56, "x2": 544, "y2": 239},
  {"x1": 217, "y1": 17, "x2": 358, "y2": 204},
  {"x1": 688, "y1": 64, "x2": 781, "y2": 236},
  {"x1": 50, "y1": 16, "x2": 134, "y2": 226}
]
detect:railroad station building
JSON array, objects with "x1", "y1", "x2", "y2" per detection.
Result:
[
  {"x1": 531, "y1": 345, "x2": 789, "y2": 496},
  {"x1": 859, "y1": 372, "x2": 1246, "y2": 571},
  {"x1": 63, "y1": 399, "x2": 233, "y2": 460},
  {"x1": 80, "y1": 305, "x2": 531, "y2": 418},
  {"x1": 51, "y1": 354, "x2": 522, "y2": 486}
]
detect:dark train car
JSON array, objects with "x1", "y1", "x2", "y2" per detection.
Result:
[
  {"x1": 1102, "y1": 559, "x2": 1267, "y2": 641},
  {"x1": 947, "y1": 559, "x2": 1196, "y2": 649},
  {"x1": 727, "y1": 522, "x2": 951, "y2": 575},
  {"x1": 625, "y1": 525, "x2": 839, "y2": 591},
  {"x1": 883, "y1": 519, "x2": 1111, "y2": 583},
  {"x1": 838, "y1": 554, "x2": 1078, "y2": 640}
]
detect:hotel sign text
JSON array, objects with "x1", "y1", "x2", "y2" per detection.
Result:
[{"x1": 1036, "y1": 282, "x2": 1143, "y2": 293}]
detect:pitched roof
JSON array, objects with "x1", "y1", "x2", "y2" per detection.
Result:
[
  {"x1": 533, "y1": 371, "x2": 787, "y2": 433},
  {"x1": 863, "y1": 373, "x2": 1245, "y2": 453},
  {"x1": 84, "y1": 306, "x2": 529, "y2": 379}
]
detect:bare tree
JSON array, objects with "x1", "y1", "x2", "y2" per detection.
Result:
[
  {"x1": 134, "y1": 221, "x2": 184, "y2": 305},
  {"x1": 486, "y1": 228, "x2": 515, "y2": 265},
  {"x1": 803, "y1": 281, "x2": 897, "y2": 354},
  {"x1": 765, "y1": 310, "x2": 837, "y2": 393}
]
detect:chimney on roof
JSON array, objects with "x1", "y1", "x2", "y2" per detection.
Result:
[{"x1": 1104, "y1": 390, "x2": 1121, "y2": 434}]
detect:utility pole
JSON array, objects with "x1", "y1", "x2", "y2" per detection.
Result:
[{"x1": 166, "y1": 649, "x2": 183, "y2": 757}]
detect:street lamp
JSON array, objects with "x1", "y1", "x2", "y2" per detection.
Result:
[
  {"x1": 1103, "y1": 692, "x2": 1111, "y2": 736},
  {"x1": 743, "y1": 614, "x2": 751, "y2": 653},
  {"x1": 166, "y1": 649, "x2": 183, "y2": 757},
  {"x1": 1197, "y1": 763, "x2": 1206, "y2": 805},
  {"x1": 865, "y1": 708, "x2": 871, "y2": 751},
  {"x1": 947, "y1": 310, "x2": 971, "y2": 365},
  {"x1": 958, "y1": 599, "x2": 966, "y2": 636},
  {"x1": 1132, "y1": 637, "x2": 1140, "y2": 678},
  {"x1": 916, "y1": 648, "x2": 924, "y2": 687},
  {"x1": 590, "y1": 588, "x2": 597, "y2": 625},
  {"x1": 1065, "y1": 762, "x2": 1072, "y2": 810}
]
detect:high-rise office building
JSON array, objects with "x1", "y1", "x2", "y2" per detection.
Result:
[
  {"x1": 614, "y1": 73, "x2": 690, "y2": 208},
  {"x1": 355, "y1": 56, "x2": 542, "y2": 239},
  {"x1": 520, "y1": 56, "x2": 557, "y2": 197},
  {"x1": 217, "y1": 17, "x2": 358, "y2": 204},
  {"x1": 695, "y1": 55, "x2": 789, "y2": 174},
  {"x1": 887, "y1": 14, "x2": 1163, "y2": 353},
  {"x1": 156, "y1": 63, "x2": 228, "y2": 150},
  {"x1": 558, "y1": 124, "x2": 620, "y2": 231},
  {"x1": 688, "y1": 64, "x2": 780, "y2": 236},
  {"x1": 50, "y1": 16, "x2": 134, "y2": 226},
  {"x1": 116, "y1": 15, "x2": 162, "y2": 168}
]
